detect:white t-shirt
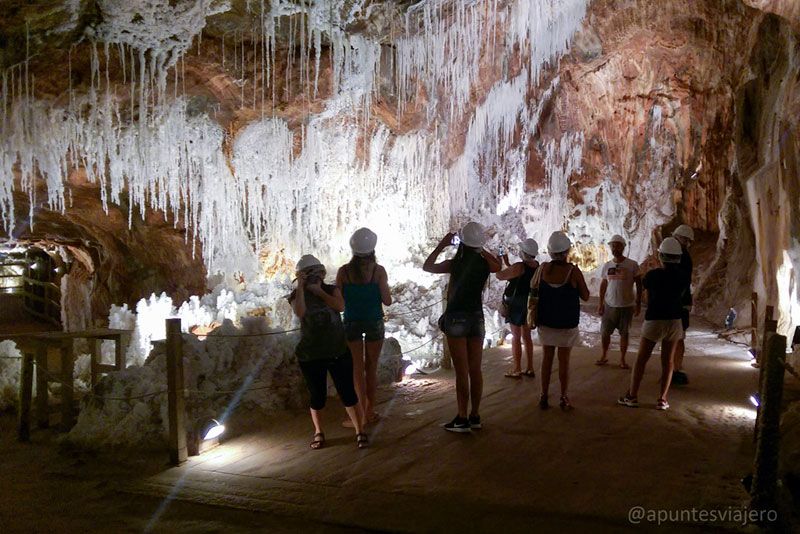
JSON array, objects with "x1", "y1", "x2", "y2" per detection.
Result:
[{"x1": 601, "y1": 257, "x2": 640, "y2": 308}]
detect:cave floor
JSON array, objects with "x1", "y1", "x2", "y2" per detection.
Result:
[{"x1": 1, "y1": 316, "x2": 763, "y2": 533}]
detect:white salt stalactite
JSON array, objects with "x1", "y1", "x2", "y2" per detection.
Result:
[{"x1": 0, "y1": 0, "x2": 591, "y2": 281}]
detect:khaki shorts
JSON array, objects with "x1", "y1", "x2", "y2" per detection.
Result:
[
  {"x1": 601, "y1": 306, "x2": 634, "y2": 337},
  {"x1": 641, "y1": 319, "x2": 683, "y2": 343}
]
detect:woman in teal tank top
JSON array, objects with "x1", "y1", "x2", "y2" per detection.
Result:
[{"x1": 336, "y1": 228, "x2": 392, "y2": 426}]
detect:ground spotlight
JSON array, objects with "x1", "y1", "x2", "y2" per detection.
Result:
[
  {"x1": 188, "y1": 418, "x2": 226, "y2": 456},
  {"x1": 203, "y1": 419, "x2": 225, "y2": 440},
  {"x1": 749, "y1": 394, "x2": 760, "y2": 408},
  {"x1": 404, "y1": 362, "x2": 419, "y2": 376}
]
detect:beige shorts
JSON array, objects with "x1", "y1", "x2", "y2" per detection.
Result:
[
  {"x1": 537, "y1": 325, "x2": 579, "y2": 348},
  {"x1": 641, "y1": 319, "x2": 683, "y2": 343}
]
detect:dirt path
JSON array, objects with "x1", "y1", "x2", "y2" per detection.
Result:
[{"x1": 1, "y1": 316, "x2": 762, "y2": 533}]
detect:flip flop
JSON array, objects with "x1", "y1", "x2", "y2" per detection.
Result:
[
  {"x1": 595, "y1": 359, "x2": 609, "y2": 366},
  {"x1": 619, "y1": 363, "x2": 630, "y2": 370},
  {"x1": 504, "y1": 371, "x2": 522, "y2": 378}
]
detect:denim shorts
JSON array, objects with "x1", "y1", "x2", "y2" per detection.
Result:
[{"x1": 438, "y1": 311, "x2": 485, "y2": 339}]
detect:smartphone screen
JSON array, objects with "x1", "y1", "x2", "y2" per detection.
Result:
[{"x1": 451, "y1": 235, "x2": 461, "y2": 246}]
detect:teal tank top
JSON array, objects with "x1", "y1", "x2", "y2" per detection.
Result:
[{"x1": 342, "y1": 265, "x2": 384, "y2": 322}]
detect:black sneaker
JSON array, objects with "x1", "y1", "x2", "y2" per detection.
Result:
[
  {"x1": 538, "y1": 394, "x2": 549, "y2": 410},
  {"x1": 443, "y1": 416, "x2": 471, "y2": 433},
  {"x1": 468, "y1": 414, "x2": 482, "y2": 430}
]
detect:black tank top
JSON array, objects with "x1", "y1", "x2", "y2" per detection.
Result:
[
  {"x1": 538, "y1": 264, "x2": 580, "y2": 329},
  {"x1": 445, "y1": 247, "x2": 490, "y2": 314},
  {"x1": 504, "y1": 263, "x2": 537, "y2": 301}
]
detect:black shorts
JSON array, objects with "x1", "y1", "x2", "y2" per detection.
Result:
[
  {"x1": 298, "y1": 354, "x2": 358, "y2": 410},
  {"x1": 681, "y1": 308, "x2": 690, "y2": 331},
  {"x1": 438, "y1": 311, "x2": 485, "y2": 339},
  {"x1": 344, "y1": 319, "x2": 385, "y2": 342}
]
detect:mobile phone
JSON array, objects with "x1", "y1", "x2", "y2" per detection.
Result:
[{"x1": 451, "y1": 234, "x2": 461, "y2": 247}]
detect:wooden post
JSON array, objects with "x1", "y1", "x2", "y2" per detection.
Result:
[
  {"x1": 115, "y1": 332, "x2": 130, "y2": 371},
  {"x1": 750, "y1": 292, "x2": 758, "y2": 351},
  {"x1": 18, "y1": 351, "x2": 34, "y2": 442},
  {"x1": 35, "y1": 344, "x2": 49, "y2": 429},
  {"x1": 750, "y1": 333, "x2": 787, "y2": 516},
  {"x1": 89, "y1": 338, "x2": 100, "y2": 389},
  {"x1": 757, "y1": 305, "x2": 775, "y2": 366},
  {"x1": 60, "y1": 339, "x2": 74, "y2": 430},
  {"x1": 758, "y1": 312, "x2": 778, "y2": 388},
  {"x1": 166, "y1": 318, "x2": 187, "y2": 465},
  {"x1": 754, "y1": 312, "x2": 779, "y2": 441}
]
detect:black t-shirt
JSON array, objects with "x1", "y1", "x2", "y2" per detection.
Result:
[
  {"x1": 643, "y1": 265, "x2": 689, "y2": 320},
  {"x1": 445, "y1": 247, "x2": 490, "y2": 314}
]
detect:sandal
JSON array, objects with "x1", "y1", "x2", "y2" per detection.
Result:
[
  {"x1": 559, "y1": 396, "x2": 573, "y2": 411},
  {"x1": 595, "y1": 359, "x2": 609, "y2": 366},
  {"x1": 538, "y1": 394, "x2": 549, "y2": 410},
  {"x1": 356, "y1": 433, "x2": 369, "y2": 449},
  {"x1": 522, "y1": 369, "x2": 536, "y2": 378},
  {"x1": 310, "y1": 432, "x2": 325, "y2": 450},
  {"x1": 504, "y1": 370, "x2": 522, "y2": 379}
]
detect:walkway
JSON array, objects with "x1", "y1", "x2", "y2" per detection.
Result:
[{"x1": 129, "y1": 317, "x2": 759, "y2": 532}]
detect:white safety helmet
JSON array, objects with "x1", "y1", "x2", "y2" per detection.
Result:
[
  {"x1": 658, "y1": 237, "x2": 683, "y2": 261},
  {"x1": 672, "y1": 224, "x2": 695, "y2": 241},
  {"x1": 350, "y1": 227, "x2": 377, "y2": 256},
  {"x1": 608, "y1": 234, "x2": 626, "y2": 246},
  {"x1": 460, "y1": 221, "x2": 487, "y2": 248},
  {"x1": 547, "y1": 231, "x2": 572, "y2": 254},
  {"x1": 520, "y1": 238, "x2": 539, "y2": 258},
  {"x1": 296, "y1": 254, "x2": 323, "y2": 272}
]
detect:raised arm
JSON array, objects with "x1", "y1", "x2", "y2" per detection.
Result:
[
  {"x1": 496, "y1": 262, "x2": 525, "y2": 281},
  {"x1": 423, "y1": 233, "x2": 455, "y2": 274},
  {"x1": 573, "y1": 266, "x2": 590, "y2": 302},
  {"x1": 480, "y1": 249, "x2": 503, "y2": 273},
  {"x1": 291, "y1": 272, "x2": 307, "y2": 318},
  {"x1": 306, "y1": 282, "x2": 345, "y2": 312}
]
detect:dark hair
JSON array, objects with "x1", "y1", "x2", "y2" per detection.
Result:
[{"x1": 347, "y1": 252, "x2": 376, "y2": 284}]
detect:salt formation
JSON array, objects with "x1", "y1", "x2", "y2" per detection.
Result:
[
  {"x1": 2, "y1": 0, "x2": 608, "y2": 446},
  {"x1": 88, "y1": 0, "x2": 231, "y2": 92},
  {"x1": 0, "y1": 340, "x2": 22, "y2": 410},
  {"x1": 1, "y1": 0, "x2": 593, "y2": 277}
]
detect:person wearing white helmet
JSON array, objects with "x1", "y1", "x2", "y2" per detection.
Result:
[
  {"x1": 288, "y1": 254, "x2": 368, "y2": 449},
  {"x1": 671, "y1": 224, "x2": 694, "y2": 386},
  {"x1": 496, "y1": 238, "x2": 540, "y2": 378},
  {"x1": 596, "y1": 234, "x2": 642, "y2": 369},
  {"x1": 531, "y1": 231, "x2": 590, "y2": 411},
  {"x1": 336, "y1": 227, "x2": 392, "y2": 427},
  {"x1": 618, "y1": 237, "x2": 689, "y2": 411},
  {"x1": 423, "y1": 221, "x2": 502, "y2": 432}
]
